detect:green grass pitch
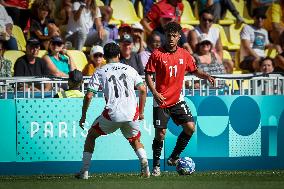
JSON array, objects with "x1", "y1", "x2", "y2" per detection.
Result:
[{"x1": 1, "y1": 170, "x2": 284, "y2": 189}]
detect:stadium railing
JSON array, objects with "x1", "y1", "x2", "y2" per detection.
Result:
[{"x1": 0, "y1": 73, "x2": 284, "y2": 99}]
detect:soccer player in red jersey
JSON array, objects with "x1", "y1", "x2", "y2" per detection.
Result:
[{"x1": 145, "y1": 22, "x2": 215, "y2": 176}]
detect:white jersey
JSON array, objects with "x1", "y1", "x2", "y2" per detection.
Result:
[{"x1": 87, "y1": 62, "x2": 144, "y2": 122}]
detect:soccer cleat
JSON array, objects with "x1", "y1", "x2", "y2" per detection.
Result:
[
  {"x1": 151, "y1": 166, "x2": 161, "y2": 177},
  {"x1": 75, "y1": 171, "x2": 89, "y2": 179},
  {"x1": 167, "y1": 157, "x2": 179, "y2": 166},
  {"x1": 140, "y1": 159, "x2": 150, "y2": 178}
]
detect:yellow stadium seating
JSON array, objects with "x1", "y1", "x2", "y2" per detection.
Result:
[
  {"x1": 229, "y1": 23, "x2": 245, "y2": 47},
  {"x1": 12, "y1": 25, "x2": 26, "y2": 51},
  {"x1": 181, "y1": 24, "x2": 194, "y2": 30},
  {"x1": 218, "y1": 0, "x2": 254, "y2": 25},
  {"x1": 223, "y1": 50, "x2": 232, "y2": 60},
  {"x1": 3, "y1": 50, "x2": 25, "y2": 75},
  {"x1": 37, "y1": 50, "x2": 47, "y2": 58},
  {"x1": 265, "y1": 48, "x2": 278, "y2": 58},
  {"x1": 137, "y1": 0, "x2": 144, "y2": 19},
  {"x1": 181, "y1": 0, "x2": 199, "y2": 25},
  {"x1": 212, "y1": 24, "x2": 239, "y2": 51},
  {"x1": 111, "y1": 0, "x2": 140, "y2": 24},
  {"x1": 96, "y1": 0, "x2": 104, "y2": 6},
  {"x1": 67, "y1": 50, "x2": 88, "y2": 71}
]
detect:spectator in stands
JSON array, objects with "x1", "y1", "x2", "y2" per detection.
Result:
[
  {"x1": 240, "y1": 8, "x2": 272, "y2": 72},
  {"x1": 131, "y1": 22, "x2": 147, "y2": 53},
  {"x1": 197, "y1": 0, "x2": 244, "y2": 24},
  {"x1": 43, "y1": 36, "x2": 76, "y2": 78},
  {"x1": 188, "y1": 9, "x2": 223, "y2": 59},
  {"x1": 54, "y1": 69, "x2": 84, "y2": 98},
  {"x1": 0, "y1": 40, "x2": 12, "y2": 77},
  {"x1": 154, "y1": 10, "x2": 192, "y2": 52},
  {"x1": 118, "y1": 24, "x2": 132, "y2": 39},
  {"x1": 139, "y1": 31, "x2": 161, "y2": 69},
  {"x1": 0, "y1": 4, "x2": 18, "y2": 50},
  {"x1": 14, "y1": 38, "x2": 50, "y2": 90},
  {"x1": 193, "y1": 34, "x2": 225, "y2": 75},
  {"x1": 140, "y1": 0, "x2": 184, "y2": 35},
  {"x1": 82, "y1": 45, "x2": 105, "y2": 76},
  {"x1": 263, "y1": 0, "x2": 284, "y2": 44},
  {"x1": 30, "y1": 0, "x2": 60, "y2": 50},
  {"x1": 119, "y1": 34, "x2": 144, "y2": 75},
  {"x1": 275, "y1": 31, "x2": 284, "y2": 72},
  {"x1": 0, "y1": 0, "x2": 30, "y2": 31},
  {"x1": 54, "y1": 0, "x2": 72, "y2": 26},
  {"x1": 65, "y1": 0, "x2": 109, "y2": 51},
  {"x1": 100, "y1": 5, "x2": 118, "y2": 43},
  {"x1": 260, "y1": 57, "x2": 275, "y2": 74},
  {"x1": 192, "y1": 34, "x2": 225, "y2": 88}
]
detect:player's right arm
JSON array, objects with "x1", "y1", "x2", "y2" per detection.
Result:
[
  {"x1": 80, "y1": 91, "x2": 93, "y2": 129},
  {"x1": 145, "y1": 73, "x2": 165, "y2": 106}
]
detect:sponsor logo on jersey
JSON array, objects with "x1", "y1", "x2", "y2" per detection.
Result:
[{"x1": 179, "y1": 59, "x2": 184, "y2": 64}]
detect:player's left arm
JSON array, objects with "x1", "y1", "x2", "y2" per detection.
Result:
[{"x1": 192, "y1": 69, "x2": 215, "y2": 86}]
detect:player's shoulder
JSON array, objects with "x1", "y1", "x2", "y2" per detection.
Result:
[{"x1": 177, "y1": 47, "x2": 192, "y2": 56}]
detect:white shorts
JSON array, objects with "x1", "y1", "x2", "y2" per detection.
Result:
[{"x1": 91, "y1": 115, "x2": 141, "y2": 141}]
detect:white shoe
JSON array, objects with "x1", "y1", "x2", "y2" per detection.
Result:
[
  {"x1": 75, "y1": 171, "x2": 89, "y2": 179},
  {"x1": 140, "y1": 159, "x2": 150, "y2": 178},
  {"x1": 152, "y1": 166, "x2": 161, "y2": 176}
]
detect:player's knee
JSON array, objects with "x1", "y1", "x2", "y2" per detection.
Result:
[
  {"x1": 183, "y1": 123, "x2": 195, "y2": 135},
  {"x1": 156, "y1": 129, "x2": 166, "y2": 141}
]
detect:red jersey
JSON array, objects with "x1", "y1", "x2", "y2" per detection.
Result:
[
  {"x1": 145, "y1": 47, "x2": 197, "y2": 108},
  {"x1": 4, "y1": 0, "x2": 29, "y2": 9},
  {"x1": 146, "y1": 0, "x2": 184, "y2": 29}
]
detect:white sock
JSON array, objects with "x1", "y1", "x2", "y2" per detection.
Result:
[
  {"x1": 81, "y1": 151, "x2": 92, "y2": 172},
  {"x1": 135, "y1": 148, "x2": 147, "y2": 161}
]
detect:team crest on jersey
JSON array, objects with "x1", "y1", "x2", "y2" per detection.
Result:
[
  {"x1": 179, "y1": 59, "x2": 184, "y2": 64},
  {"x1": 163, "y1": 60, "x2": 168, "y2": 65}
]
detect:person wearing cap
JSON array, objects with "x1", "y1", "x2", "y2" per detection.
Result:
[
  {"x1": 54, "y1": 69, "x2": 84, "y2": 98},
  {"x1": 188, "y1": 9, "x2": 223, "y2": 59},
  {"x1": 14, "y1": 38, "x2": 50, "y2": 90},
  {"x1": 131, "y1": 22, "x2": 147, "y2": 53},
  {"x1": 119, "y1": 34, "x2": 144, "y2": 75},
  {"x1": 29, "y1": 0, "x2": 60, "y2": 50},
  {"x1": 192, "y1": 34, "x2": 226, "y2": 88},
  {"x1": 82, "y1": 45, "x2": 105, "y2": 76},
  {"x1": 263, "y1": 0, "x2": 284, "y2": 44},
  {"x1": 43, "y1": 35, "x2": 76, "y2": 78},
  {"x1": 152, "y1": 9, "x2": 192, "y2": 53},
  {"x1": 140, "y1": 0, "x2": 184, "y2": 35},
  {"x1": 240, "y1": 8, "x2": 274, "y2": 72},
  {"x1": 118, "y1": 23, "x2": 132, "y2": 39}
]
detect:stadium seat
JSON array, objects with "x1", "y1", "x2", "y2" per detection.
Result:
[
  {"x1": 265, "y1": 48, "x2": 277, "y2": 58},
  {"x1": 37, "y1": 50, "x2": 47, "y2": 57},
  {"x1": 67, "y1": 50, "x2": 88, "y2": 71},
  {"x1": 181, "y1": 0, "x2": 199, "y2": 25},
  {"x1": 218, "y1": 0, "x2": 254, "y2": 25},
  {"x1": 111, "y1": 0, "x2": 140, "y2": 24},
  {"x1": 96, "y1": 0, "x2": 104, "y2": 6},
  {"x1": 12, "y1": 25, "x2": 26, "y2": 51},
  {"x1": 229, "y1": 23, "x2": 245, "y2": 47},
  {"x1": 212, "y1": 24, "x2": 239, "y2": 51},
  {"x1": 3, "y1": 50, "x2": 25, "y2": 75},
  {"x1": 137, "y1": 0, "x2": 144, "y2": 19},
  {"x1": 181, "y1": 24, "x2": 194, "y2": 30},
  {"x1": 223, "y1": 50, "x2": 232, "y2": 60}
]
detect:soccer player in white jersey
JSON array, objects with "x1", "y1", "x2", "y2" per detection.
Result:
[{"x1": 75, "y1": 42, "x2": 150, "y2": 179}]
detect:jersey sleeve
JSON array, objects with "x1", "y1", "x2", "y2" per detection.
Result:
[
  {"x1": 144, "y1": 52, "x2": 157, "y2": 74},
  {"x1": 87, "y1": 72, "x2": 100, "y2": 93},
  {"x1": 186, "y1": 54, "x2": 197, "y2": 73},
  {"x1": 146, "y1": 4, "x2": 160, "y2": 23},
  {"x1": 134, "y1": 71, "x2": 144, "y2": 87}
]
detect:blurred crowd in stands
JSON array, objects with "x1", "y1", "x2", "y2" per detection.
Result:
[{"x1": 0, "y1": 0, "x2": 283, "y2": 86}]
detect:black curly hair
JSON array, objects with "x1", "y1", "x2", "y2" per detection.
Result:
[
  {"x1": 103, "y1": 42, "x2": 120, "y2": 60},
  {"x1": 163, "y1": 22, "x2": 182, "y2": 34}
]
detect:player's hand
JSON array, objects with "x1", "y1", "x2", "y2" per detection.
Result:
[
  {"x1": 79, "y1": 115, "x2": 86, "y2": 130},
  {"x1": 207, "y1": 75, "x2": 215, "y2": 86},
  {"x1": 139, "y1": 113, "x2": 144, "y2": 120},
  {"x1": 153, "y1": 92, "x2": 166, "y2": 106}
]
